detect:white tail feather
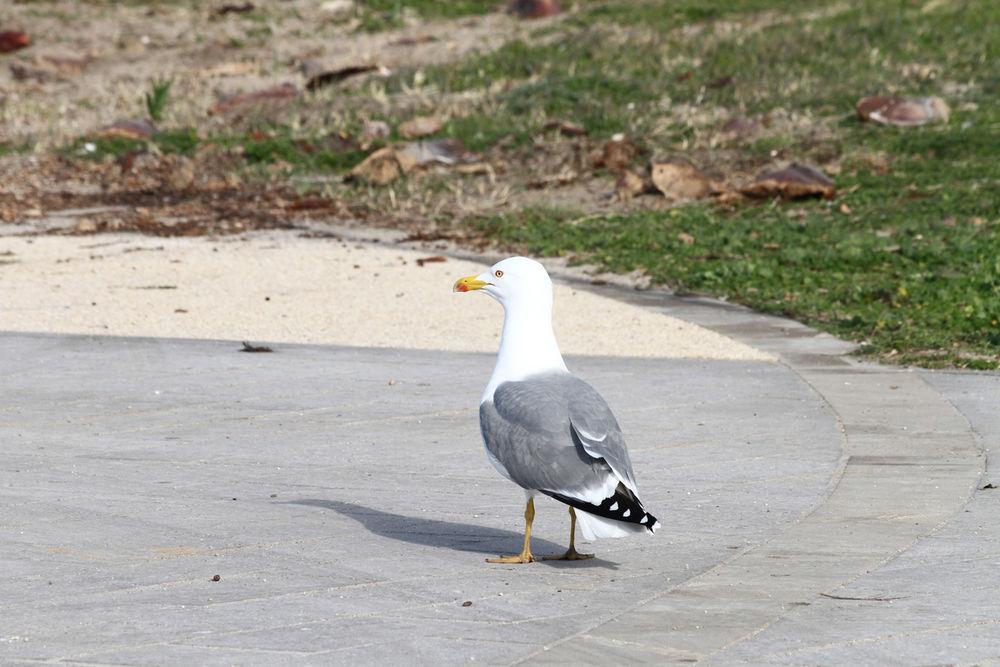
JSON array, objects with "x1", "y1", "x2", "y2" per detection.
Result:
[{"x1": 575, "y1": 510, "x2": 658, "y2": 540}]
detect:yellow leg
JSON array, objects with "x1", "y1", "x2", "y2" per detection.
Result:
[
  {"x1": 487, "y1": 498, "x2": 536, "y2": 564},
  {"x1": 544, "y1": 507, "x2": 595, "y2": 561}
]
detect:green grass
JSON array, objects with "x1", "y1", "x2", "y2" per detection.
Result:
[
  {"x1": 66, "y1": 126, "x2": 369, "y2": 173},
  {"x1": 0, "y1": 141, "x2": 34, "y2": 157},
  {"x1": 473, "y1": 111, "x2": 1000, "y2": 368},
  {"x1": 234, "y1": 132, "x2": 368, "y2": 172},
  {"x1": 356, "y1": 0, "x2": 497, "y2": 32},
  {"x1": 388, "y1": 0, "x2": 997, "y2": 153},
  {"x1": 144, "y1": 78, "x2": 172, "y2": 123},
  {"x1": 69, "y1": 128, "x2": 202, "y2": 160},
  {"x1": 446, "y1": 0, "x2": 1000, "y2": 368}
]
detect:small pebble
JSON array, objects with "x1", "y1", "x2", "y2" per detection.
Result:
[
  {"x1": 211, "y1": 575, "x2": 221, "y2": 582},
  {"x1": 462, "y1": 600, "x2": 472, "y2": 607}
]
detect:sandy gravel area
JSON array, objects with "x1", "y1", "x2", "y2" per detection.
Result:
[{"x1": 0, "y1": 233, "x2": 771, "y2": 361}]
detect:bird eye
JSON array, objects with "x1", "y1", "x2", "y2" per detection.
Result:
[{"x1": 494, "y1": 270, "x2": 503, "y2": 278}]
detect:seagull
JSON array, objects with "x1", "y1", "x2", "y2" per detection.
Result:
[{"x1": 454, "y1": 256, "x2": 658, "y2": 563}]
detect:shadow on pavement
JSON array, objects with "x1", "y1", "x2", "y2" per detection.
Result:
[{"x1": 289, "y1": 499, "x2": 619, "y2": 569}]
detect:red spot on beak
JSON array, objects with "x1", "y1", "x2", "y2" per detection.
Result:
[{"x1": 456, "y1": 284, "x2": 469, "y2": 292}]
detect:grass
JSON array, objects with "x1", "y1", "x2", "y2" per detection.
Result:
[
  {"x1": 144, "y1": 78, "x2": 173, "y2": 123},
  {"x1": 444, "y1": 0, "x2": 999, "y2": 368},
  {"x1": 69, "y1": 128, "x2": 202, "y2": 160},
  {"x1": 356, "y1": 0, "x2": 497, "y2": 32}
]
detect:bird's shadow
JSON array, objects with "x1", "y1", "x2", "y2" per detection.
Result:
[{"x1": 288, "y1": 498, "x2": 619, "y2": 570}]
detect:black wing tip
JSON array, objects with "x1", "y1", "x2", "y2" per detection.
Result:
[{"x1": 543, "y1": 488, "x2": 658, "y2": 530}]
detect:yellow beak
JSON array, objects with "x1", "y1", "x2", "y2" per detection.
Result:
[{"x1": 453, "y1": 275, "x2": 488, "y2": 292}]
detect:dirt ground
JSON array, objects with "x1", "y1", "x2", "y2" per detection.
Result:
[
  {"x1": 0, "y1": 0, "x2": 819, "y2": 242},
  {"x1": 0, "y1": 0, "x2": 558, "y2": 238}
]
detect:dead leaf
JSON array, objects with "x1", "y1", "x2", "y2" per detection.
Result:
[
  {"x1": 416, "y1": 256, "x2": 447, "y2": 267},
  {"x1": 0, "y1": 31, "x2": 29, "y2": 54},
  {"x1": 391, "y1": 35, "x2": 438, "y2": 46},
  {"x1": 707, "y1": 75, "x2": 735, "y2": 89},
  {"x1": 527, "y1": 171, "x2": 577, "y2": 189},
  {"x1": 677, "y1": 232, "x2": 695, "y2": 245},
  {"x1": 306, "y1": 64, "x2": 380, "y2": 91},
  {"x1": 95, "y1": 119, "x2": 157, "y2": 141},
  {"x1": 592, "y1": 136, "x2": 640, "y2": 172},
  {"x1": 615, "y1": 170, "x2": 647, "y2": 200},
  {"x1": 856, "y1": 95, "x2": 950, "y2": 126},
  {"x1": 509, "y1": 0, "x2": 562, "y2": 18},
  {"x1": 741, "y1": 163, "x2": 836, "y2": 200},
  {"x1": 348, "y1": 139, "x2": 479, "y2": 185},
  {"x1": 839, "y1": 203, "x2": 851, "y2": 214},
  {"x1": 213, "y1": 2, "x2": 255, "y2": 16},
  {"x1": 347, "y1": 147, "x2": 404, "y2": 185},
  {"x1": 286, "y1": 197, "x2": 334, "y2": 211},
  {"x1": 399, "y1": 115, "x2": 442, "y2": 139},
  {"x1": 397, "y1": 138, "x2": 477, "y2": 168},
  {"x1": 650, "y1": 160, "x2": 713, "y2": 200},
  {"x1": 209, "y1": 83, "x2": 297, "y2": 114},
  {"x1": 543, "y1": 120, "x2": 587, "y2": 137}
]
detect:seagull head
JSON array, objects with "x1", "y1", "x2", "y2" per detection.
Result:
[{"x1": 453, "y1": 256, "x2": 553, "y2": 311}]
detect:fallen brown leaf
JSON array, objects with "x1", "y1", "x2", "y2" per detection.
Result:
[
  {"x1": 213, "y1": 2, "x2": 255, "y2": 16},
  {"x1": 707, "y1": 75, "x2": 735, "y2": 89},
  {"x1": 390, "y1": 35, "x2": 438, "y2": 46},
  {"x1": 397, "y1": 138, "x2": 478, "y2": 168},
  {"x1": 306, "y1": 64, "x2": 379, "y2": 91},
  {"x1": 592, "y1": 136, "x2": 641, "y2": 172},
  {"x1": 509, "y1": 0, "x2": 562, "y2": 18},
  {"x1": 209, "y1": 83, "x2": 297, "y2": 115},
  {"x1": 615, "y1": 170, "x2": 647, "y2": 200},
  {"x1": 543, "y1": 120, "x2": 587, "y2": 137},
  {"x1": 0, "y1": 31, "x2": 29, "y2": 54},
  {"x1": 416, "y1": 255, "x2": 447, "y2": 267},
  {"x1": 741, "y1": 163, "x2": 836, "y2": 200},
  {"x1": 347, "y1": 147, "x2": 404, "y2": 185},
  {"x1": 286, "y1": 197, "x2": 335, "y2": 211},
  {"x1": 650, "y1": 160, "x2": 713, "y2": 200},
  {"x1": 399, "y1": 115, "x2": 442, "y2": 139},
  {"x1": 94, "y1": 119, "x2": 157, "y2": 141},
  {"x1": 677, "y1": 232, "x2": 695, "y2": 245},
  {"x1": 856, "y1": 95, "x2": 950, "y2": 126}
]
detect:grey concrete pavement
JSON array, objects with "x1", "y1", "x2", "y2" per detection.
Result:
[
  {"x1": 1, "y1": 333, "x2": 839, "y2": 665},
  {"x1": 709, "y1": 370, "x2": 1000, "y2": 665},
  {"x1": 2, "y1": 276, "x2": 997, "y2": 665}
]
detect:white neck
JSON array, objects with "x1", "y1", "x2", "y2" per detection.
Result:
[{"x1": 481, "y1": 298, "x2": 567, "y2": 402}]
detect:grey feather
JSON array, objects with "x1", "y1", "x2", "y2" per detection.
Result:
[{"x1": 479, "y1": 372, "x2": 639, "y2": 497}]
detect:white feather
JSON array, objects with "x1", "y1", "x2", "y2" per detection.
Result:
[{"x1": 575, "y1": 511, "x2": 658, "y2": 540}]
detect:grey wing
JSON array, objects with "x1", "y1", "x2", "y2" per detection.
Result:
[
  {"x1": 566, "y1": 379, "x2": 639, "y2": 494},
  {"x1": 479, "y1": 376, "x2": 618, "y2": 501}
]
